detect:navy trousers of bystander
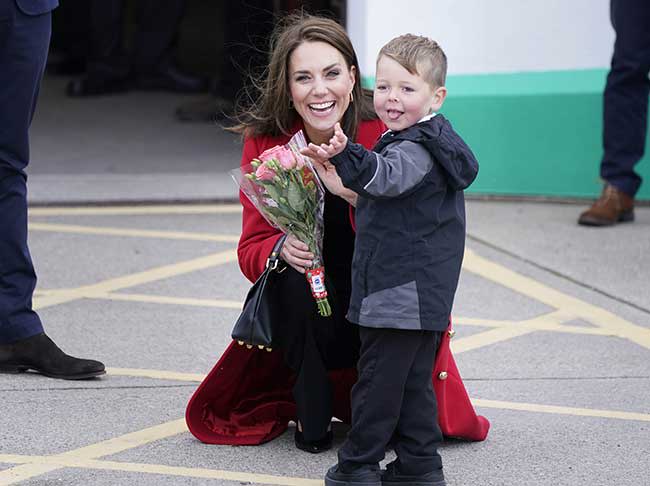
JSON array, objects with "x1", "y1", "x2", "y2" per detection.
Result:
[
  {"x1": 601, "y1": 0, "x2": 650, "y2": 197},
  {"x1": 0, "y1": 2, "x2": 53, "y2": 344}
]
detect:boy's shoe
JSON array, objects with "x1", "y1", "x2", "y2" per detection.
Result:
[
  {"x1": 325, "y1": 464, "x2": 382, "y2": 486},
  {"x1": 381, "y1": 462, "x2": 446, "y2": 486}
]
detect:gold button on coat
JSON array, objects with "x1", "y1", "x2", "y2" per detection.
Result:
[
  {"x1": 447, "y1": 329, "x2": 456, "y2": 338},
  {"x1": 438, "y1": 371, "x2": 448, "y2": 380}
]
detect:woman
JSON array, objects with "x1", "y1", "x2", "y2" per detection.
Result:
[{"x1": 186, "y1": 13, "x2": 489, "y2": 453}]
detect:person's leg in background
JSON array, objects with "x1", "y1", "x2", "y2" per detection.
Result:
[
  {"x1": 65, "y1": 0, "x2": 130, "y2": 96},
  {"x1": 67, "y1": 0, "x2": 206, "y2": 97},
  {"x1": 579, "y1": 0, "x2": 650, "y2": 226},
  {"x1": 131, "y1": 0, "x2": 207, "y2": 93},
  {"x1": 0, "y1": 3, "x2": 105, "y2": 379},
  {"x1": 175, "y1": 0, "x2": 275, "y2": 122}
]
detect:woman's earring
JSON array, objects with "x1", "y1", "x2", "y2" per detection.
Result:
[{"x1": 349, "y1": 91, "x2": 354, "y2": 103}]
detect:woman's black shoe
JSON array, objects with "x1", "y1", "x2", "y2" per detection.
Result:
[{"x1": 294, "y1": 429, "x2": 333, "y2": 453}]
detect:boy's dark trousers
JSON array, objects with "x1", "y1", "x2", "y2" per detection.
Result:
[{"x1": 338, "y1": 327, "x2": 444, "y2": 478}]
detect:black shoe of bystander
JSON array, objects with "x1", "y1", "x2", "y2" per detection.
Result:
[{"x1": 0, "y1": 333, "x2": 105, "y2": 380}]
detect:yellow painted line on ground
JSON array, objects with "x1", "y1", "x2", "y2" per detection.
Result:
[
  {"x1": 473, "y1": 399, "x2": 650, "y2": 422},
  {"x1": 453, "y1": 316, "x2": 615, "y2": 336},
  {"x1": 29, "y1": 222, "x2": 240, "y2": 243},
  {"x1": 452, "y1": 317, "x2": 514, "y2": 327},
  {"x1": 2, "y1": 397, "x2": 649, "y2": 484},
  {"x1": 0, "y1": 456, "x2": 321, "y2": 486},
  {"x1": 451, "y1": 326, "x2": 535, "y2": 355},
  {"x1": 463, "y1": 249, "x2": 650, "y2": 349},
  {"x1": 0, "y1": 419, "x2": 187, "y2": 485},
  {"x1": 58, "y1": 419, "x2": 188, "y2": 460},
  {"x1": 451, "y1": 310, "x2": 570, "y2": 354},
  {"x1": 107, "y1": 367, "x2": 205, "y2": 381},
  {"x1": 33, "y1": 249, "x2": 238, "y2": 311},
  {"x1": 86, "y1": 292, "x2": 243, "y2": 310},
  {"x1": 28, "y1": 204, "x2": 242, "y2": 216}
]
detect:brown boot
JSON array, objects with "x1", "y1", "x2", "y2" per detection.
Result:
[{"x1": 578, "y1": 184, "x2": 635, "y2": 226}]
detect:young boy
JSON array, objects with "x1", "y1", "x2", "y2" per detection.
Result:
[{"x1": 302, "y1": 35, "x2": 479, "y2": 486}]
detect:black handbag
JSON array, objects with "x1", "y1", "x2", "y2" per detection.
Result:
[{"x1": 231, "y1": 234, "x2": 287, "y2": 351}]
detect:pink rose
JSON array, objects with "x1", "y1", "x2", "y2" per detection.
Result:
[
  {"x1": 277, "y1": 149, "x2": 297, "y2": 170},
  {"x1": 258, "y1": 145, "x2": 286, "y2": 163},
  {"x1": 259, "y1": 145, "x2": 297, "y2": 170},
  {"x1": 255, "y1": 162, "x2": 276, "y2": 181}
]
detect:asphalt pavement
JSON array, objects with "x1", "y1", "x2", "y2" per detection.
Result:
[{"x1": 0, "y1": 77, "x2": 648, "y2": 486}]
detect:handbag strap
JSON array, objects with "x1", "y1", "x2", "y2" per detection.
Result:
[{"x1": 266, "y1": 234, "x2": 288, "y2": 271}]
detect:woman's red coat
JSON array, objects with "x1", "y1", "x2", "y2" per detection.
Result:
[{"x1": 186, "y1": 119, "x2": 490, "y2": 444}]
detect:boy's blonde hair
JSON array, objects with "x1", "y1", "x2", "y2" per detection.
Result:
[{"x1": 378, "y1": 34, "x2": 447, "y2": 88}]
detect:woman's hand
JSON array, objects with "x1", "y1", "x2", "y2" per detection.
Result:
[
  {"x1": 280, "y1": 234, "x2": 315, "y2": 274},
  {"x1": 312, "y1": 161, "x2": 358, "y2": 207}
]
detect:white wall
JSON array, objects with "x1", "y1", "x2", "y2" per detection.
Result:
[{"x1": 347, "y1": 0, "x2": 615, "y2": 77}]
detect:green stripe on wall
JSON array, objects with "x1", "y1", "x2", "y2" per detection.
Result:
[{"x1": 362, "y1": 69, "x2": 650, "y2": 201}]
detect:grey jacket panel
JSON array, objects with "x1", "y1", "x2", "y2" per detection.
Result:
[
  {"x1": 362, "y1": 141, "x2": 433, "y2": 198},
  {"x1": 333, "y1": 140, "x2": 434, "y2": 200},
  {"x1": 353, "y1": 280, "x2": 422, "y2": 329}
]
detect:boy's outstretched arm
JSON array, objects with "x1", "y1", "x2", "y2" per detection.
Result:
[
  {"x1": 300, "y1": 123, "x2": 348, "y2": 162},
  {"x1": 331, "y1": 139, "x2": 434, "y2": 200}
]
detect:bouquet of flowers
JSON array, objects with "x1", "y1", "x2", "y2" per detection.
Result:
[{"x1": 231, "y1": 131, "x2": 331, "y2": 317}]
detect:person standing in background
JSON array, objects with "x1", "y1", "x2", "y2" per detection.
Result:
[
  {"x1": 578, "y1": 0, "x2": 650, "y2": 226},
  {"x1": 65, "y1": 0, "x2": 207, "y2": 96},
  {"x1": 0, "y1": 0, "x2": 105, "y2": 379}
]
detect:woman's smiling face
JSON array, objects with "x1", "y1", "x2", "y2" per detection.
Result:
[{"x1": 288, "y1": 41, "x2": 356, "y2": 145}]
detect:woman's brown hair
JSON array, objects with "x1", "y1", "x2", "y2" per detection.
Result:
[{"x1": 231, "y1": 12, "x2": 376, "y2": 141}]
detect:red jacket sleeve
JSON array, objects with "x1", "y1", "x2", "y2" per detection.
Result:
[{"x1": 237, "y1": 136, "x2": 284, "y2": 282}]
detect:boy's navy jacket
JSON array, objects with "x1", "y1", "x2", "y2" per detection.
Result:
[{"x1": 331, "y1": 114, "x2": 478, "y2": 331}]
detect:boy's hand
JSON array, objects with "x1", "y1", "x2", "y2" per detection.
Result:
[{"x1": 300, "y1": 122, "x2": 348, "y2": 162}]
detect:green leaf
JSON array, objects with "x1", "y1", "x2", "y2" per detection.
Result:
[
  {"x1": 264, "y1": 184, "x2": 281, "y2": 203},
  {"x1": 287, "y1": 182, "x2": 305, "y2": 213}
]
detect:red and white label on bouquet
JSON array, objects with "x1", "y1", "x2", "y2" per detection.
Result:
[{"x1": 307, "y1": 267, "x2": 328, "y2": 299}]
